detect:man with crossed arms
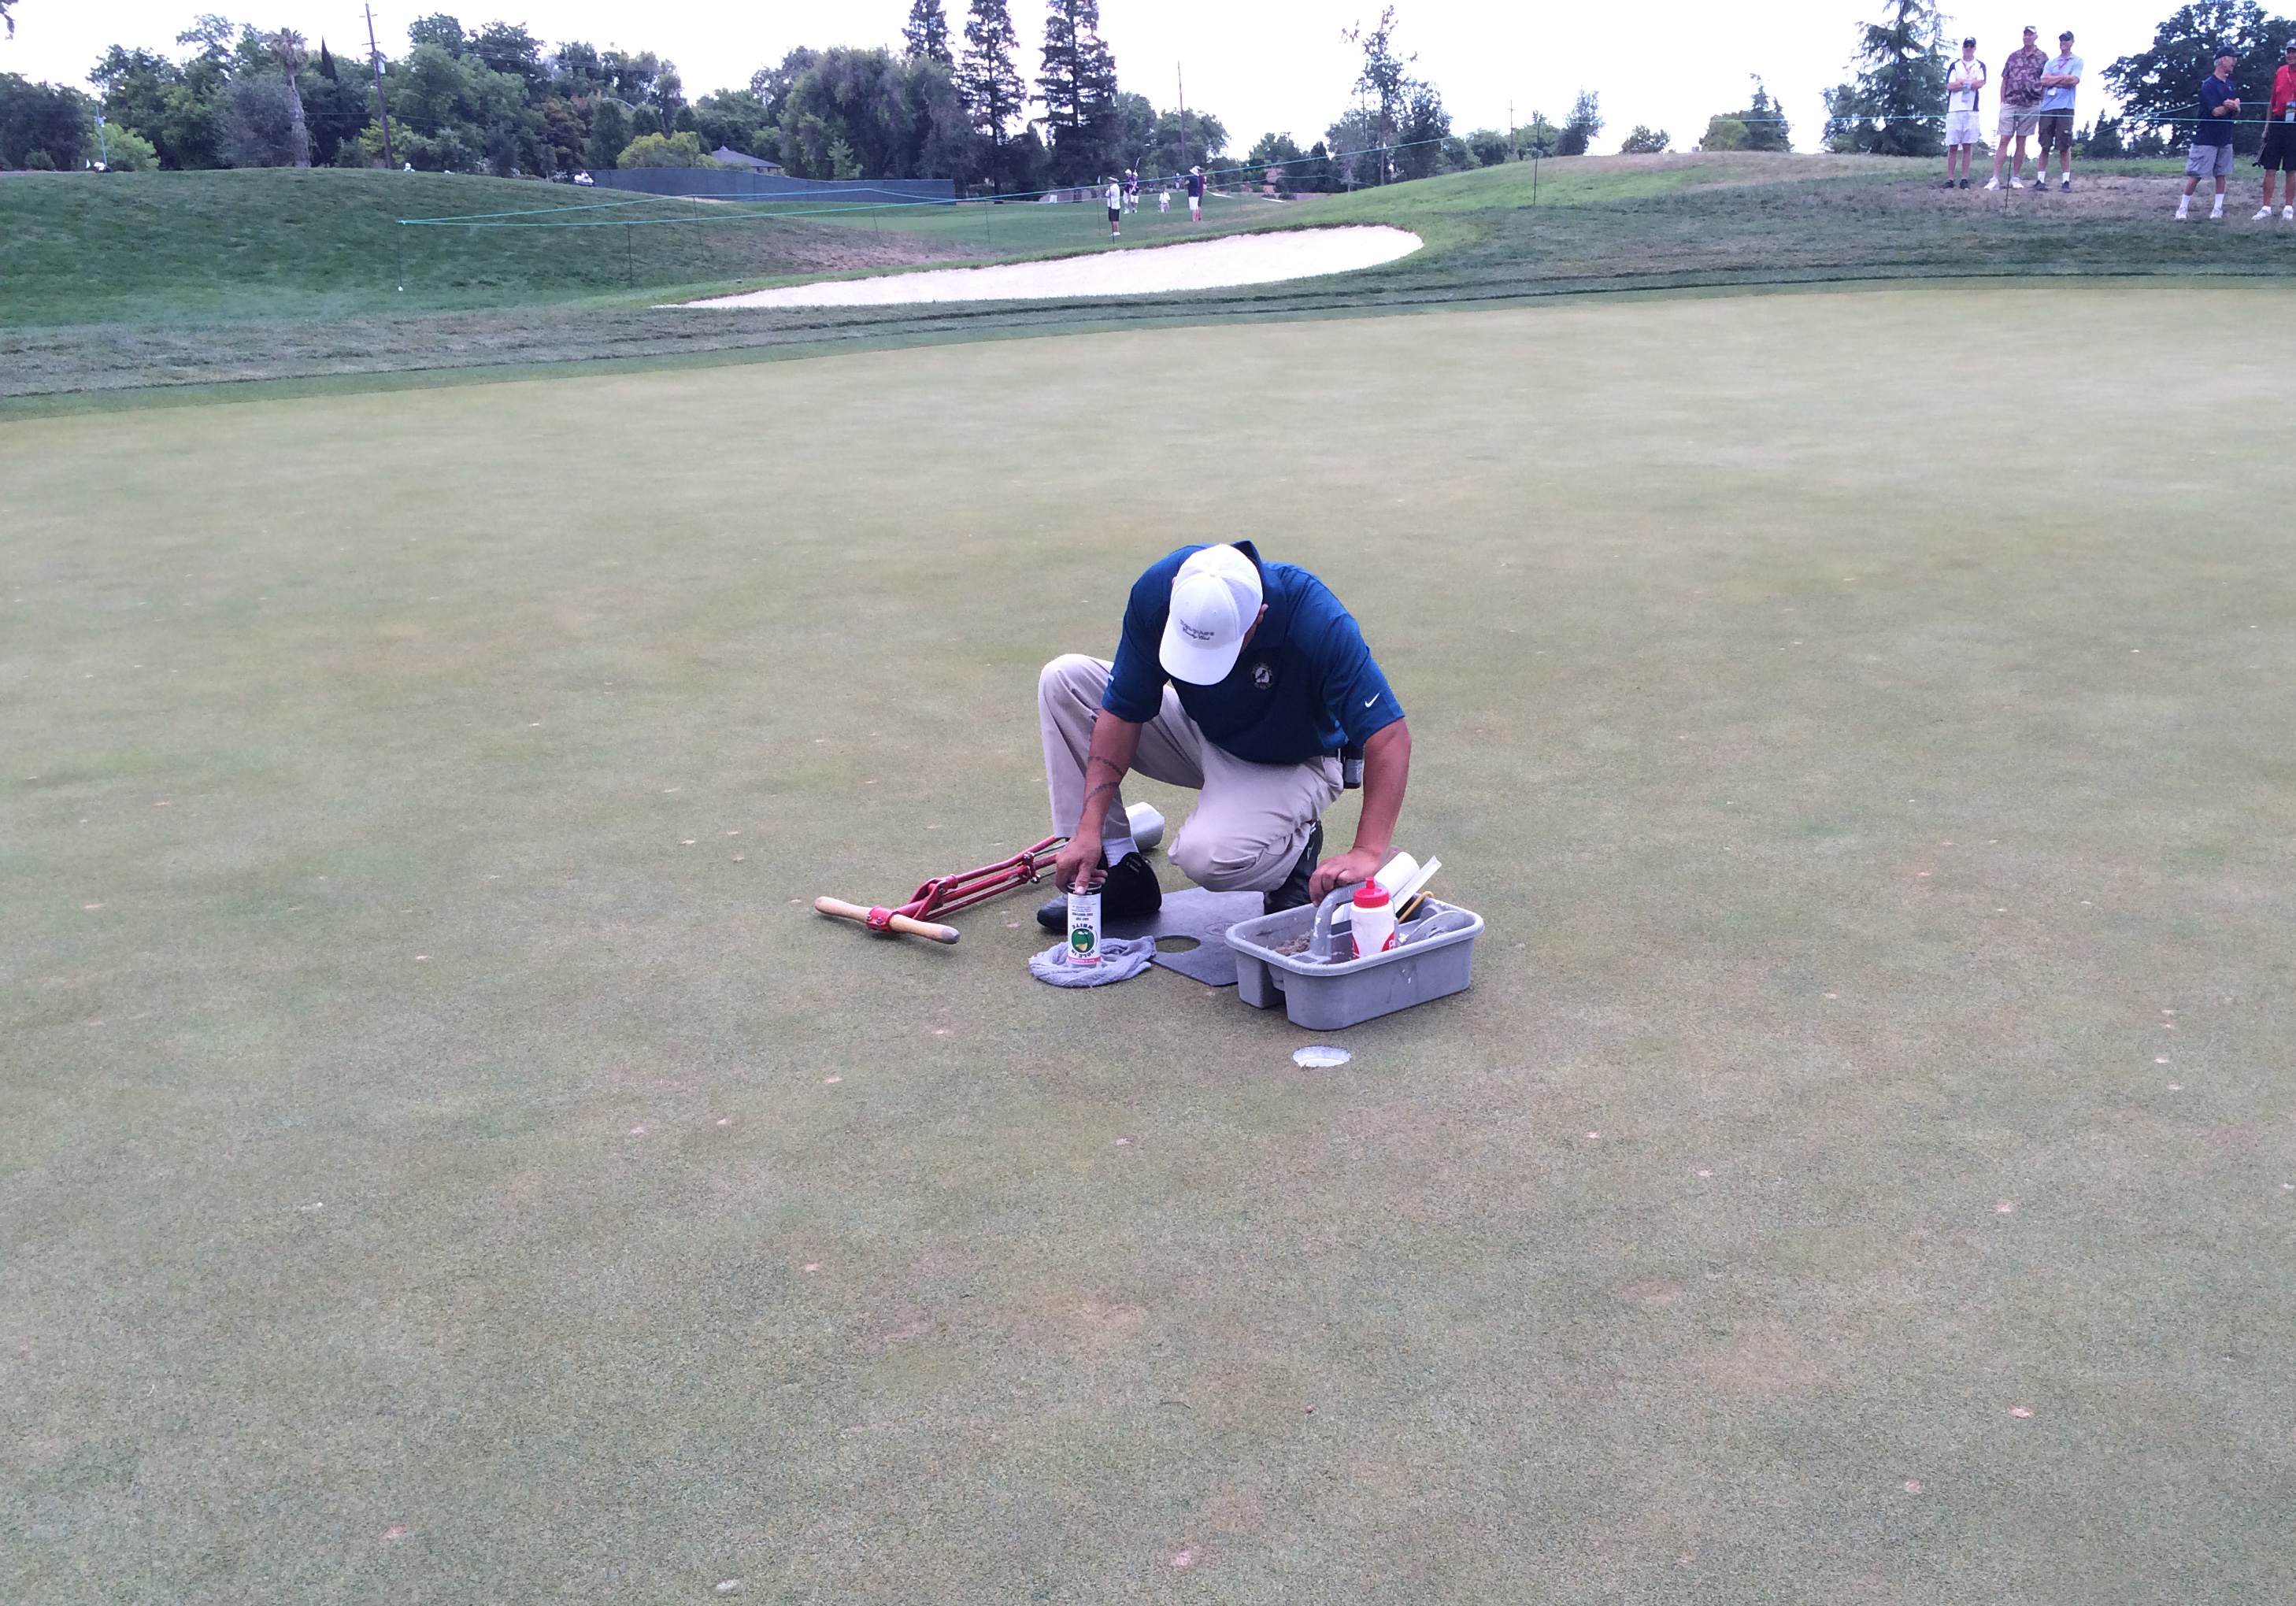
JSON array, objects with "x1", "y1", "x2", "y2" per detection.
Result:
[
  {"x1": 1946, "y1": 38, "x2": 1987, "y2": 189},
  {"x1": 2034, "y1": 31, "x2": 2084, "y2": 191}
]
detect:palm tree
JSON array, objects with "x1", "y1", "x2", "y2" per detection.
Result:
[{"x1": 274, "y1": 29, "x2": 313, "y2": 168}]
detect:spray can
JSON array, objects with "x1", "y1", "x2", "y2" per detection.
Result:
[
  {"x1": 1350, "y1": 881, "x2": 1396, "y2": 959},
  {"x1": 1066, "y1": 867, "x2": 1102, "y2": 966}
]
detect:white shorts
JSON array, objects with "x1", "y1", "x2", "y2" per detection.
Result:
[{"x1": 1946, "y1": 109, "x2": 1983, "y2": 147}]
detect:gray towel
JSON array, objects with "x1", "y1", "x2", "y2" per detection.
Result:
[{"x1": 1029, "y1": 935, "x2": 1157, "y2": 987}]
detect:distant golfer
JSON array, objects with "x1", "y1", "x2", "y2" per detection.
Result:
[
  {"x1": 1035, "y1": 542, "x2": 1410, "y2": 929},
  {"x1": 2255, "y1": 41, "x2": 2296, "y2": 219},
  {"x1": 2035, "y1": 31, "x2": 2083, "y2": 190},
  {"x1": 1159, "y1": 185, "x2": 1172, "y2": 213},
  {"x1": 1105, "y1": 175, "x2": 1122, "y2": 238},
  {"x1": 2179, "y1": 50, "x2": 2242, "y2": 219},
  {"x1": 1187, "y1": 165, "x2": 1205, "y2": 221},
  {"x1": 1990, "y1": 25, "x2": 2047, "y2": 189},
  {"x1": 1124, "y1": 167, "x2": 1140, "y2": 213},
  {"x1": 1946, "y1": 38, "x2": 1987, "y2": 188}
]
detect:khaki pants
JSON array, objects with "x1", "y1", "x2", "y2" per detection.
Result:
[{"x1": 1039, "y1": 654, "x2": 1340, "y2": 893}]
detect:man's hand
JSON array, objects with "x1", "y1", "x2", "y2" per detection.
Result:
[
  {"x1": 1309, "y1": 843, "x2": 1387, "y2": 901},
  {"x1": 1054, "y1": 831, "x2": 1103, "y2": 895}
]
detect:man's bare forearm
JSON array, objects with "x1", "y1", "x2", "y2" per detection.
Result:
[
  {"x1": 1350, "y1": 718, "x2": 1411, "y2": 858},
  {"x1": 1075, "y1": 711, "x2": 1144, "y2": 844},
  {"x1": 1305, "y1": 717, "x2": 1412, "y2": 899}
]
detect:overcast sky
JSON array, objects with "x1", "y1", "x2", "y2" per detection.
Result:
[{"x1": 6, "y1": 1, "x2": 2190, "y2": 154}]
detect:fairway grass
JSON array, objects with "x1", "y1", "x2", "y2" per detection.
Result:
[{"x1": 5, "y1": 280, "x2": 2294, "y2": 1602}]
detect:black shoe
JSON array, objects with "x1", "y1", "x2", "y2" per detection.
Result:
[
  {"x1": 1959, "y1": 178, "x2": 1971, "y2": 189},
  {"x1": 1261, "y1": 821, "x2": 1324, "y2": 916},
  {"x1": 1035, "y1": 849, "x2": 1161, "y2": 931}
]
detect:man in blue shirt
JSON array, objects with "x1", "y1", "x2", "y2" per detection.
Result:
[
  {"x1": 2179, "y1": 49, "x2": 2242, "y2": 219},
  {"x1": 1036, "y1": 542, "x2": 1412, "y2": 928},
  {"x1": 2035, "y1": 31, "x2": 2083, "y2": 191}
]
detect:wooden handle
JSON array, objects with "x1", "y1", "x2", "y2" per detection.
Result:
[{"x1": 814, "y1": 896, "x2": 960, "y2": 944}]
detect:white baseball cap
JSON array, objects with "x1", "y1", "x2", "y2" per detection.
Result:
[{"x1": 1159, "y1": 544, "x2": 1264, "y2": 685}]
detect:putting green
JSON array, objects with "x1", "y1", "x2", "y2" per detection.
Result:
[{"x1": 5, "y1": 280, "x2": 2292, "y2": 1602}]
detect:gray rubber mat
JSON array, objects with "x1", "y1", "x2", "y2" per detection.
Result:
[{"x1": 1105, "y1": 887, "x2": 1265, "y2": 987}]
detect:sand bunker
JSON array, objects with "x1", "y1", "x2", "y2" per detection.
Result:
[{"x1": 681, "y1": 226, "x2": 1422, "y2": 309}]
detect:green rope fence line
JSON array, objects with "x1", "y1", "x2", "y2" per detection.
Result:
[
  {"x1": 395, "y1": 136, "x2": 1471, "y2": 228},
  {"x1": 393, "y1": 125, "x2": 2232, "y2": 231}
]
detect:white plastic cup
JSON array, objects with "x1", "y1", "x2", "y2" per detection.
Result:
[
  {"x1": 1125, "y1": 800, "x2": 1165, "y2": 851},
  {"x1": 1373, "y1": 852, "x2": 1420, "y2": 899}
]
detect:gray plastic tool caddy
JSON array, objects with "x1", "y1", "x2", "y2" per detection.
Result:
[{"x1": 1224, "y1": 886, "x2": 1483, "y2": 1031}]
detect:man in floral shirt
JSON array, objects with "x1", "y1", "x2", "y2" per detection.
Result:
[{"x1": 1988, "y1": 25, "x2": 2049, "y2": 190}]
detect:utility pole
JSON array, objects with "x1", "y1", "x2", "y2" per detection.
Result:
[
  {"x1": 1176, "y1": 63, "x2": 1186, "y2": 179},
  {"x1": 365, "y1": 4, "x2": 394, "y2": 168}
]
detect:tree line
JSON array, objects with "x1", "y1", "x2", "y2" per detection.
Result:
[
  {"x1": 18, "y1": 0, "x2": 2272, "y2": 182},
  {"x1": 5, "y1": 1, "x2": 1555, "y2": 191},
  {"x1": 2, "y1": 0, "x2": 1224, "y2": 186}
]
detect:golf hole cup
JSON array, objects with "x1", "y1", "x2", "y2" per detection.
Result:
[
  {"x1": 1350, "y1": 882, "x2": 1397, "y2": 959},
  {"x1": 1067, "y1": 868, "x2": 1103, "y2": 966}
]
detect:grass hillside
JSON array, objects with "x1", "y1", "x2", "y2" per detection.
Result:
[
  {"x1": 2, "y1": 154, "x2": 2283, "y2": 407},
  {"x1": 0, "y1": 168, "x2": 949, "y2": 326}
]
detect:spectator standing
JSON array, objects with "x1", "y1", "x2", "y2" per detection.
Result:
[
  {"x1": 1187, "y1": 165, "x2": 1205, "y2": 221},
  {"x1": 1946, "y1": 38, "x2": 1987, "y2": 188},
  {"x1": 2253, "y1": 41, "x2": 2296, "y2": 219},
  {"x1": 1124, "y1": 167, "x2": 1140, "y2": 213},
  {"x1": 2035, "y1": 31, "x2": 2083, "y2": 190},
  {"x1": 1105, "y1": 175, "x2": 1123, "y2": 237},
  {"x1": 2179, "y1": 50, "x2": 2242, "y2": 219},
  {"x1": 1159, "y1": 185, "x2": 1172, "y2": 213},
  {"x1": 1989, "y1": 26, "x2": 2048, "y2": 189}
]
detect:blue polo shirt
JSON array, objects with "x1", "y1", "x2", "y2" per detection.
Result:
[
  {"x1": 2197, "y1": 74, "x2": 2239, "y2": 144},
  {"x1": 1102, "y1": 542, "x2": 1405, "y2": 765}
]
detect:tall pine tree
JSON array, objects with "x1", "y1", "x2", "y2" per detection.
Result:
[
  {"x1": 1823, "y1": 0, "x2": 1948, "y2": 156},
  {"x1": 1037, "y1": 0, "x2": 1120, "y2": 183},
  {"x1": 904, "y1": 0, "x2": 954, "y2": 66},
  {"x1": 959, "y1": 0, "x2": 1027, "y2": 191},
  {"x1": 1342, "y1": 7, "x2": 1418, "y2": 183},
  {"x1": 1739, "y1": 79, "x2": 1791, "y2": 152}
]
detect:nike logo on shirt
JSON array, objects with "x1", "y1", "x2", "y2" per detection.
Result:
[{"x1": 1363, "y1": 695, "x2": 1379, "y2": 706}]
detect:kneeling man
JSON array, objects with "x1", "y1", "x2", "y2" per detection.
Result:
[{"x1": 1037, "y1": 541, "x2": 1410, "y2": 929}]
